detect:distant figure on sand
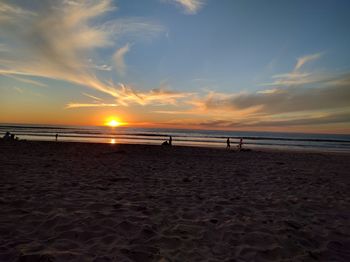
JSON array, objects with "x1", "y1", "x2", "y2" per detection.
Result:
[
  {"x1": 226, "y1": 137, "x2": 230, "y2": 149},
  {"x1": 162, "y1": 136, "x2": 172, "y2": 146},
  {"x1": 238, "y1": 138, "x2": 243, "y2": 151},
  {"x1": 55, "y1": 133, "x2": 58, "y2": 142},
  {"x1": 2, "y1": 132, "x2": 20, "y2": 141},
  {"x1": 3, "y1": 131, "x2": 11, "y2": 140}
]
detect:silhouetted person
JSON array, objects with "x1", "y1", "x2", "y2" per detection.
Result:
[
  {"x1": 10, "y1": 134, "x2": 15, "y2": 141},
  {"x1": 169, "y1": 136, "x2": 172, "y2": 146},
  {"x1": 3, "y1": 131, "x2": 11, "y2": 140},
  {"x1": 162, "y1": 140, "x2": 169, "y2": 146},
  {"x1": 55, "y1": 133, "x2": 58, "y2": 142},
  {"x1": 238, "y1": 138, "x2": 243, "y2": 151},
  {"x1": 226, "y1": 137, "x2": 230, "y2": 149}
]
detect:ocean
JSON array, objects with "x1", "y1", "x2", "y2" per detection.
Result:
[{"x1": 1, "y1": 124, "x2": 350, "y2": 152}]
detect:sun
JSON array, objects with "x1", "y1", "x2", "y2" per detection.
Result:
[
  {"x1": 105, "y1": 117, "x2": 125, "y2": 127},
  {"x1": 107, "y1": 119, "x2": 121, "y2": 127}
]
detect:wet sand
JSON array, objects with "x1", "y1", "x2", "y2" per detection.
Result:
[{"x1": 0, "y1": 140, "x2": 349, "y2": 261}]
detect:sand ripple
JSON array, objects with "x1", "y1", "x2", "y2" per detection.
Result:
[{"x1": 0, "y1": 141, "x2": 350, "y2": 261}]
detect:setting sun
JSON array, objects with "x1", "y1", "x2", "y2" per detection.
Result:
[
  {"x1": 104, "y1": 117, "x2": 126, "y2": 127},
  {"x1": 107, "y1": 119, "x2": 120, "y2": 127}
]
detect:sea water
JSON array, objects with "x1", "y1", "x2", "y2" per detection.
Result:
[{"x1": 1, "y1": 124, "x2": 349, "y2": 152}]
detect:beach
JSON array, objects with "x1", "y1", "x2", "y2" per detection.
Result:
[{"x1": 0, "y1": 140, "x2": 349, "y2": 262}]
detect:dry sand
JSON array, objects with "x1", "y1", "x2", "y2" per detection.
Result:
[{"x1": 0, "y1": 140, "x2": 349, "y2": 261}]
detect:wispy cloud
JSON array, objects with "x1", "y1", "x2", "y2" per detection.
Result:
[
  {"x1": 87, "y1": 59, "x2": 112, "y2": 71},
  {"x1": 263, "y1": 52, "x2": 324, "y2": 87},
  {"x1": 65, "y1": 103, "x2": 118, "y2": 109},
  {"x1": 163, "y1": 0, "x2": 205, "y2": 14},
  {"x1": 0, "y1": 1, "x2": 36, "y2": 21},
  {"x1": 0, "y1": 1, "x2": 173, "y2": 107},
  {"x1": 0, "y1": 0, "x2": 118, "y2": 96},
  {"x1": 67, "y1": 83, "x2": 191, "y2": 109},
  {"x1": 295, "y1": 53, "x2": 323, "y2": 71},
  {"x1": 202, "y1": 73, "x2": 350, "y2": 115},
  {"x1": 153, "y1": 110, "x2": 196, "y2": 115},
  {"x1": 119, "y1": 85, "x2": 189, "y2": 106},
  {"x1": 257, "y1": 88, "x2": 280, "y2": 94},
  {"x1": 82, "y1": 92, "x2": 103, "y2": 101},
  {"x1": 182, "y1": 70, "x2": 350, "y2": 131},
  {"x1": 197, "y1": 111, "x2": 350, "y2": 129},
  {"x1": 113, "y1": 43, "x2": 131, "y2": 76},
  {"x1": 103, "y1": 18, "x2": 166, "y2": 41},
  {"x1": 3, "y1": 74, "x2": 47, "y2": 87},
  {"x1": 262, "y1": 72, "x2": 334, "y2": 87}
]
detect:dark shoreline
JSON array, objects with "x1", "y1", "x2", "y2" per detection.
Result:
[{"x1": 1, "y1": 138, "x2": 350, "y2": 155}]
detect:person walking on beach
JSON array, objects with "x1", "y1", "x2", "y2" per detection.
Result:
[
  {"x1": 169, "y1": 136, "x2": 172, "y2": 146},
  {"x1": 55, "y1": 133, "x2": 58, "y2": 142},
  {"x1": 238, "y1": 138, "x2": 243, "y2": 151},
  {"x1": 226, "y1": 137, "x2": 230, "y2": 149}
]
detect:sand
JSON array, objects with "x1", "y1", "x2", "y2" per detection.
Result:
[{"x1": 0, "y1": 140, "x2": 349, "y2": 262}]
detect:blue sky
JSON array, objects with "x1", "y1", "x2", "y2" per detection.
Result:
[
  {"x1": 1, "y1": 0, "x2": 350, "y2": 133},
  {"x1": 115, "y1": 0, "x2": 350, "y2": 91}
]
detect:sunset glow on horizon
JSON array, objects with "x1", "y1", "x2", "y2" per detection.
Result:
[
  {"x1": 106, "y1": 119, "x2": 122, "y2": 127},
  {"x1": 104, "y1": 116, "x2": 126, "y2": 128},
  {"x1": 1, "y1": 0, "x2": 350, "y2": 134}
]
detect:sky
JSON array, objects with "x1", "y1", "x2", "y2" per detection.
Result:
[{"x1": 1, "y1": 0, "x2": 350, "y2": 133}]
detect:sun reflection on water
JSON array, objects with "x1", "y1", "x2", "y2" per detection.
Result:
[{"x1": 110, "y1": 138, "x2": 116, "y2": 144}]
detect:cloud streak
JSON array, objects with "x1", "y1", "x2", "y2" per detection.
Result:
[
  {"x1": 185, "y1": 69, "x2": 350, "y2": 130},
  {"x1": 0, "y1": 0, "x2": 176, "y2": 107},
  {"x1": 2, "y1": 74, "x2": 47, "y2": 87},
  {"x1": 0, "y1": 1, "x2": 36, "y2": 22},
  {"x1": 198, "y1": 112, "x2": 350, "y2": 129},
  {"x1": 113, "y1": 43, "x2": 131, "y2": 76},
  {"x1": 67, "y1": 84, "x2": 191, "y2": 108},
  {"x1": 203, "y1": 73, "x2": 350, "y2": 114},
  {"x1": 65, "y1": 103, "x2": 118, "y2": 109},
  {"x1": 164, "y1": 0, "x2": 205, "y2": 14},
  {"x1": 82, "y1": 92, "x2": 103, "y2": 101},
  {"x1": 295, "y1": 53, "x2": 323, "y2": 71},
  {"x1": 103, "y1": 18, "x2": 166, "y2": 40},
  {"x1": 262, "y1": 52, "x2": 324, "y2": 87}
]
